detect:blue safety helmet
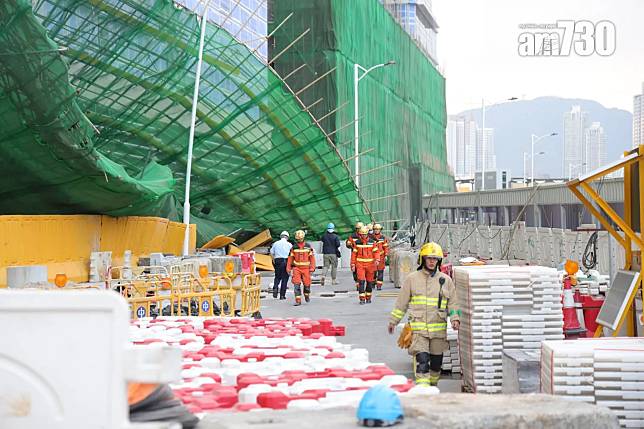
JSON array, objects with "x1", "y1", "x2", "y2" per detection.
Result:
[
  {"x1": 327, "y1": 223, "x2": 335, "y2": 231},
  {"x1": 356, "y1": 385, "x2": 404, "y2": 427}
]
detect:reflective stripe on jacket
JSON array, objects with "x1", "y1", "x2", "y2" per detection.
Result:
[
  {"x1": 287, "y1": 242, "x2": 315, "y2": 272},
  {"x1": 350, "y1": 236, "x2": 380, "y2": 266},
  {"x1": 389, "y1": 268, "x2": 460, "y2": 339},
  {"x1": 372, "y1": 233, "x2": 389, "y2": 257}
]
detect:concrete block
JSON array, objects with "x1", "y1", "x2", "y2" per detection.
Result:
[
  {"x1": 502, "y1": 349, "x2": 540, "y2": 394},
  {"x1": 199, "y1": 393, "x2": 619, "y2": 429},
  {"x1": 7, "y1": 265, "x2": 48, "y2": 288}
]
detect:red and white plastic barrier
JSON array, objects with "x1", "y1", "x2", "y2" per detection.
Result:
[{"x1": 130, "y1": 317, "x2": 427, "y2": 414}]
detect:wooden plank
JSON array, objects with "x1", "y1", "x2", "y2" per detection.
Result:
[
  {"x1": 239, "y1": 229, "x2": 272, "y2": 251},
  {"x1": 201, "y1": 234, "x2": 235, "y2": 249},
  {"x1": 255, "y1": 253, "x2": 274, "y2": 272}
]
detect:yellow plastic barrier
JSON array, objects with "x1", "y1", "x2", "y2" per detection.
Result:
[
  {"x1": 125, "y1": 270, "x2": 242, "y2": 319},
  {"x1": 240, "y1": 273, "x2": 261, "y2": 316},
  {"x1": 119, "y1": 261, "x2": 263, "y2": 319}
]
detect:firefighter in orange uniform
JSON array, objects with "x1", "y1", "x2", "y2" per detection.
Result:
[
  {"x1": 372, "y1": 224, "x2": 389, "y2": 290},
  {"x1": 346, "y1": 221, "x2": 364, "y2": 291},
  {"x1": 287, "y1": 230, "x2": 316, "y2": 306},
  {"x1": 351, "y1": 226, "x2": 380, "y2": 304}
]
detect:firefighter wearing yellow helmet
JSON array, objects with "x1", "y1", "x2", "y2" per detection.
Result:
[
  {"x1": 286, "y1": 230, "x2": 315, "y2": 306},
  {"x1": 387, "y1": 242, "x2": 460, "y2": 387},
  {"x1": 346, "y1": 221, "x2": 364, "y2": 290},
  {"x1": 371, "y1": 224, "x2": 389, "y2": 290}
]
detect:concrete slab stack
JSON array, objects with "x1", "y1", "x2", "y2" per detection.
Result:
[
  {"x1": 540, "y1": 338, "x2": 644, "y2": 428},
  {"x1": 454, "y1": 265, "x2": 563, "y2": 393},
  {"x1": 443, "y1": 323, "x2": 461, "y2": 374}
]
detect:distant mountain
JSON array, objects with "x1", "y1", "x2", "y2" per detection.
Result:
[{"x1": 454, "y1": 97, "x2": 633, "y2": 178}]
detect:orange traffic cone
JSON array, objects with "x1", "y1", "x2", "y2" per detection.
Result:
[{"x1": 562, "y1": 275, "x2": 585, "y2": 338}]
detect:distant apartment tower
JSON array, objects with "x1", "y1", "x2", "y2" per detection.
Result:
[
  {"x1": 584, "y1": 122, "x2": 607, "y2": 173},
  {"x1": 476, "y1": 127, "x2": 496, "y2": 172},
  {"x1": 381, "y1": 0, "x2": 439, "y2": 65},
  {"x1": 446, "y1": 116, "x2": 477, "y2": 179},
  {"x1": 563, "y1": 105, "x2": 588, "y2": 177},
  {"x1": 177, "y1": 0, "x2": 268, "y2": 60},
  {"x1": 635, "y1": 83, "x2": 644, "y2": 148}
]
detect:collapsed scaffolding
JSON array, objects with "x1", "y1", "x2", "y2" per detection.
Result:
[{"x1": 0, "y1": 0, "x2": 371, "y2": 244}]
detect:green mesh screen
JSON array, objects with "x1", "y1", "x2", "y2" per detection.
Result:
[
  {"x1": 0, "y1": 0, "x2": 370, "y2": 244},
  {"x1": 269, "y1": 0, "x2": 453, "y2": 234}
]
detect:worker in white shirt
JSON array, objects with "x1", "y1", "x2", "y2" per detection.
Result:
[{"x1": 270, "y1": 231, "x2": 293, "y2": 299}]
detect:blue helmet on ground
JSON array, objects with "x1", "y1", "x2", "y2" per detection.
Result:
[
  {"x1": 327, "y1": 222, "x2": 335, "y2": 231},
  {"x1": 356, "y1": 385, "x2": 404, "y2": 427}
]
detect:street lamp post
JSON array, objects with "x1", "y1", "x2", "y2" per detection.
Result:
[
  {"x1": 354, "y1": 60, "x2": 395, "y2": 188},
  {"x1": 524, "y1": 151, "x2": 546, "y2": 185},
  {"x1": 530, "y1": 132, "x2": 558, "y2": 187},
  {"x1": 568, "y1": 162, "x2": 587, "y2": 180},
  {"x1": 183, "y1": 0, "x2": 214, "y2": 256},
  {"x1": 480, "y1": 97, "x2": 517, "y2": 190}
]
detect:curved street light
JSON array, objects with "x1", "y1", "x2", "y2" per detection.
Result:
[{"x1": 531, "y1": 132, "x2": 558, "y2": 186}]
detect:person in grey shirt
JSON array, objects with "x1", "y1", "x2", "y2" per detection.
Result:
[
  {"x1": 321, "y1": 223, "x2": 341, "y2": 285},
  {"x1": 270, "y1": 231, "x2": 293, "y2": 299}
]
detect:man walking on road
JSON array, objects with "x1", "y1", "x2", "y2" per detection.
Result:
[
  {"x1": 270, "y1": 231, "x2": 292, "y2": 299},
  {"x1": 321, "y1": 223, "x2": 341, "y2": 285},
  {"x1": 287, "y1": 230, "x2": 316, "y2": 306},
  {"x1": 387, "y1": 242, "x2": 460, "y2": 386}
]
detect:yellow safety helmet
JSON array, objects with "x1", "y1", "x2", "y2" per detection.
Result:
[
  {"x1": 366, "y1": 223, "x2": 373, "y2": 231},
  {"x1": 294, "y1": 230, "x2": 305, "y2": 241},
  {"x1": 373, "y1": 223, "x2": 383, "y2": 231},
  {"x1": 355, "y1": 221, "x2": 364, "y2": 230},
  {"x1": 359, "y1": 226, "x2": 369, "y2": 235},
  {"x1": 418, "y1": 242, "x2": 444, "y2": 264}
]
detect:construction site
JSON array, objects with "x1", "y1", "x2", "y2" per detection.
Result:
[{"x1": 1, "y1": 1, "x2": 643, "y2": 428}]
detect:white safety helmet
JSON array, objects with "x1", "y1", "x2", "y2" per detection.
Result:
[{"x1": 280, "y1": 231, "x2": 289, "y2": 238}]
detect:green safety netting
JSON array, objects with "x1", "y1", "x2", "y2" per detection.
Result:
[
  {"x1": 270, "y1": 0, "x2": 453, "y2": 233},
  {"x1": 0, "y1": 0, "x2": 369, "y2": 244}
]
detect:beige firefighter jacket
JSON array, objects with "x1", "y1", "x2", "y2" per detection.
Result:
[{"x1": 389, "y1": 268, "x2": 460, "y2": 339}]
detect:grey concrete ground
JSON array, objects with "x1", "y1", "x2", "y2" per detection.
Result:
[
  {"x1": 257, "y1": 266, "x2": 462, "y2": 392},
  {"x1": 201, "y1": 393, "x2": 619, "y2": 429}
]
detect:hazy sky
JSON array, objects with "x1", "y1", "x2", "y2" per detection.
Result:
[{"x1": 433, "y1": 0, "x2": 644, "y2": 114}]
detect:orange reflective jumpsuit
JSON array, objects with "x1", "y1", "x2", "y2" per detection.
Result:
[
  {"x1": 372, "y1": 232, "x2": 389, "y2": 290},
  {"x1": 346, "y1": 231, "x2": 360, "y2": 290},
  {"x1": 287, "y1": 241, "x2": 316, "y2": 304},
  {"x1": 350, "y1": 235, "x2": 380, "y2": 303}
]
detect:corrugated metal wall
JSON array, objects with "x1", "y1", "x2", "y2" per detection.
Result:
[{"x1": 0, "y1": 215, "x2": 196, "y2": 287}]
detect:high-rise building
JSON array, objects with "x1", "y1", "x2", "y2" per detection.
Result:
[
  {"x1": 584, "y1": 122, "x2": 607, "y2": 173},
  {"x1": 381, "y1": 0, "x2": 439, "y2": 65},
  {"x1": 446, "y1": 116, "x2": 477, "y2": 179},
  {"x1": 563, "y1": 105, "x2": 588, "y2": 178},
  {"x1": 634, "y1": 82, "x2": 644, "y2": 149},
  {"x1": 177, "y1": 0, "x2": 268, "y2": 60},
  {"x1": 476, "y1": 127, "x2": 496, "y2": 172}
]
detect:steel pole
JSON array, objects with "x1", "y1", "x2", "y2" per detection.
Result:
[
  {"x1": 481, "y1": 98, "x2": 486, "y2": 190},
  {"x1": 354, "y1": 63, "x2": 360, "y2": 188},
  {"x1": 183, "y1": 0, "x2": 213, "y2": 256},
  {"x1": 531, "y1": 134, "x2": 535, "y2": 187}
]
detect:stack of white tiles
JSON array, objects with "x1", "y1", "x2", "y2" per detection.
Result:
[
  {"x1": 541, "y1": 338, "x2": 644, "y2": 428},
  {"x1": 503, "y1": 266, "x2": 564, "y2": 350},
  {"x1": 541, "y1": 339, "x2": 596, "y2": 402},
  {"x1": 443, "y1": 323, "x2": 461, "y2": 374},
  {"x1": 455, "y1": 265, "x2": 563, "y2": 393}
]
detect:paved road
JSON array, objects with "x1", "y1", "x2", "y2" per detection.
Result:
[{"x1": 257, "y1": 266, "x2": 461, "y2": 392}]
